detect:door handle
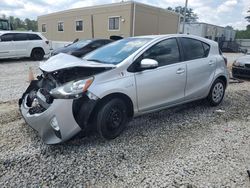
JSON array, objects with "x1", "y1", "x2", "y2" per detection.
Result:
[
  {"x1": 209, "y1": 60, "x2": 215, "y2": 65},
  {"x1": 176, "y1": 68, "x2": 185, "y2": 74}
]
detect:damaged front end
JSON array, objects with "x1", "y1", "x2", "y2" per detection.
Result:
[{"x1": 19, "y1": 64, "x2": 110, "y2": 144}]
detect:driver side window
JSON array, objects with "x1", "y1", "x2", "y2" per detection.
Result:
[
  {"x1": 0, "y1": 33, "x2": 14, "y2": 42},
  {"x1": 142, "y1": 38, "x2": 181, "y2": 67}
]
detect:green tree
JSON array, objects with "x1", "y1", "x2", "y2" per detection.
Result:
[
  {"x1": 236, "y1": 7, "x2": 250, "y2": 39},
  {"x1": 167, "y1": 6, "x2": 198, "y2": 22},
  {"x1": 245, "y1": 9, "x2": 250, "y2": 23},
  {"x1": 24, "y1": 18, "x2": 38, "y2": 31},
  {"x1": 3, "y1": 15, "x2": 38, "y2": 31}
]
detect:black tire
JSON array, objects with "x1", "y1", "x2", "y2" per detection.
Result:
[
  {"x1": 31, "y1": 48, "x2": 45, "y2": 61},
  {"x1": 96, "y1": 98, "x2": 128, "y2": 140},
  {"x1": 207, "y1": 79, "x2": 225, "y2": 106}
]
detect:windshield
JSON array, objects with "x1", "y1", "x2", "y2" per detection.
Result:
[
  {"x1": 70, "y1": 40, "x2": 92, "y2": 49},
  {"x1": 84, "y1": 38, "x2": 152, "y2": 65}
]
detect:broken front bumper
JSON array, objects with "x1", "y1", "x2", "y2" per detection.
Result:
[
  {"x1": 232, "y1": 66, "x2": 250, "y2": 79},
  {"x1": 20, "y1": 95, "x2": 82, "y2": 144}
]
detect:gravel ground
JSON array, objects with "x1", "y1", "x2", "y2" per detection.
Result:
[
  {"x1": 0, "y1": 56, "x2": 250, "y2": 187},
  {"x1": 0, "y1": 58, "x2": 42, "y2": 102}
]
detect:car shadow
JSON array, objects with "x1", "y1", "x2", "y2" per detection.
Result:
[{"x1": 51, "y1": 99, "x2": 214, "y2": 148}]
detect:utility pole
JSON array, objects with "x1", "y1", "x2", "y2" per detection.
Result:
[{"x1": 182, "y1": 0, "x2": 188, "y2": 34}]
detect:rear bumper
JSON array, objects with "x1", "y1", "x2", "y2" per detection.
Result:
[
  {"x1": 232, "y1": 66, "x2": 250, "y2": 78},
  {"x1": 20, "y1": 95, "x2": 81, "y2": 144}
]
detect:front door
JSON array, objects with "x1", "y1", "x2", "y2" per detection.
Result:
[
  {"x1": 0, "y1": 33, "x2": 15, "y2": 58},
  {"x1": 134, "y1": 38, "x2": 187, "y2": 112}
]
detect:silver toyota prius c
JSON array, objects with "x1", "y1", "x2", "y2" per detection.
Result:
[{"x1": 19, "y1": 34, "x2": 229, "y2": 144}]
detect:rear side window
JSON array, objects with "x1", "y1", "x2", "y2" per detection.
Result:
[
  {"x1": 1, "y1": 33, "x2": 14, "y2": 41},
  {"x1": 202, "y1": 42, "x2": 210, "y2": 57},
  {"x1": 14, "y1": 33, "x2": 28, "y2": 41},
  {"x1": 28, "y1": 34, "x2": 42, "y2": 40},
  {"x1": 180, "y1": 38, "x2": 210, "y2": 61}
]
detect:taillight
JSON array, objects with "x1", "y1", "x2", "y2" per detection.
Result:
[
  {"x1": 223, "y1": 56, "x2": 227, "y2": 66},
  {"x1": 45, "y1": 41, "x2": 49, "y2": 45}
]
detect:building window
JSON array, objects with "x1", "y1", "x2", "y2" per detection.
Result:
[
  {"x1": 109, "y1": 17, "x2": 120, "y2": 31},
  {"x1": 58, "y1": 22, "x2": 64, "y2": 32},
  {"x1": 42, "y1": 24, "x2": 46, "y2": 32},
  {"x1": 76, "y1": 20, "x2": 83, "y2": 31}
]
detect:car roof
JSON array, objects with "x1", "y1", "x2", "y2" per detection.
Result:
[
  {"x1": 78, "y1": 38, "x2": 112, "y2": 41},
  {"x1": 130, "y1": 34, "x2": 217, "y2": 45},
  {"x1": 0, "y1": 30, "x2": 41, "y2": 36}
]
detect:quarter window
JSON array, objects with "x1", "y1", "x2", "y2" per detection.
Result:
[
  {"x1": 28, "y1": 34, "x2": 42, "y2": 40},
  {"x1": 42, "y1": 24, "x2": 46, "y2": 32},
  {"x1": 58, "y1": 22, "x2": 64, "y2": 32},
  {"x1": 180, "y1": 38, "x2": 209, "y2": 61},
  {"x1": 202, "y1": 42, "x2": 210, "y2": 57},
  {"x1": 109, "y1": 17, "x2": 120, "y2": 30},
  {"x1": 142, "y1": 38, "x2": 181, "y2": 67},
  {"x1": 76, "y1": 20, "x2": 83, "y2": 31}
]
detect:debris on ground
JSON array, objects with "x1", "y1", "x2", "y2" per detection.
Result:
[
  {"x1": 229, "y1": 77, "x2": 244, "y2": 84},
  {"x1": 215, "y1": 109, "x2": 226, "y2": 113}
]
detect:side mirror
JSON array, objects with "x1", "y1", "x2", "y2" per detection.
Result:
[{"x1": 140, "y1": 59, "x2": 158, "y2": 70}]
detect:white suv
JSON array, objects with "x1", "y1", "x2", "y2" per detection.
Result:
[{"x1": 0, "y1": 31, "x2": 50, "y2": 60}]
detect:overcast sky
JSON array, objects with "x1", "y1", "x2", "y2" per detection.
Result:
[{"x1": 0, "y1": 0, "x2": 250, "y2": 30}]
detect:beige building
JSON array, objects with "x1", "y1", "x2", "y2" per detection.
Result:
[{"x1": 38, "y1": 1, "x2": 180, "y2": 41}]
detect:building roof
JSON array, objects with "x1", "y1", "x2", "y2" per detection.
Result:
[
  {"x1": 38, "y1": 1, "x2": 180, "y2": 18},
  {"x1": 184, "y1": 22, "x2": 230, "y2": 29}
]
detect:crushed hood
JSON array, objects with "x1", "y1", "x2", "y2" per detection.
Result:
[{"x1": 40, "y1": 53, "x2": 116, "y2": 72}]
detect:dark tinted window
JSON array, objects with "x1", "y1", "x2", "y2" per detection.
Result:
[
  {"x1": 28, "y1": 34, "x2": 42, "y2": 40},
  {"x1": 202, "y1": 42, "x2": 210, "y2": 57},
  {"x1": 181, "y1": 38, "x2": 206, "y2": 61},
  {"x1": 101, "y1": 40, "x2": 112, "y2": 45},
  {"x1": 1, "y1": 33, "x2": 14, "y2": 41},
  {"x1": 14, "y1": 33, "x2": 28, "y2": 41},
  {"x1": 91, "y1": 40, "x2": 111, "y2": 48},
  {"x1": 142, "y1": 38, "x2": 180, "y2": 67}
]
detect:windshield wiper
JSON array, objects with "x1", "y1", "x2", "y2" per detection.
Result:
[{"x1": 86, "y1": 59, "x2": 103, "y2": 63}]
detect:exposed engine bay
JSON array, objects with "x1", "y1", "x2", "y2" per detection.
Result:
[{"x1": 19, "y1": 66, "x2": 110, "y2": 115}]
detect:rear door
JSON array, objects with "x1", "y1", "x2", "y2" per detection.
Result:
[
  {"x1": 13, "y1": 33, "x2": 30, "y2": 57},
  {"x1": 0, "y1": 33, "x2": 15, "y2": 58},
  {"x1": 134, "y1": 38, "x2": 187, "y2": 112},
  {"x1": 179, "y1": 37, "x2": 216, "y2": 100}
]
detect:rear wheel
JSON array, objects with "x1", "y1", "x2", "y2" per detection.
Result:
[
  {"x1": 31, "y1": 48, "x2": 45, "y2": 61},
  {"x1": 96, "y1": 98, "x2": 128, "y2": 140},
  {"x1": 207, "y1": 79, "x2": 225, "y2": 106}
]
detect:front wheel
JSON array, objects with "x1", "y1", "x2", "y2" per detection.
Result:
[
  {"x1": 96, "y1": 98, "x2": 128, "y2": 140},
  {"x1": 207, "y1": 79, "x2": 225, "y2": 106}
]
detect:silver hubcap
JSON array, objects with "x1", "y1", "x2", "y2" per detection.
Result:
[{"x1": 212, "y1": 82, "x2": 224, "y2": 103}]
